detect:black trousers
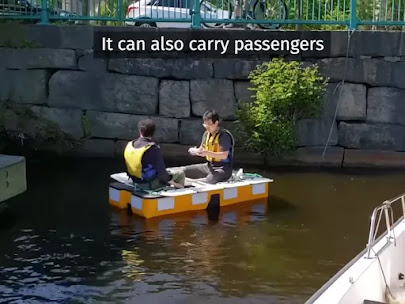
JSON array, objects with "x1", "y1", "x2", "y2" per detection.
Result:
[{"x1": 183, "y1": 162, "x2": 233, "y2": 184}]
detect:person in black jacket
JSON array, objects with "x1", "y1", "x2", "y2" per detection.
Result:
[{"x1": 124, "y1": 119, "x2": 184, "y2": 190}]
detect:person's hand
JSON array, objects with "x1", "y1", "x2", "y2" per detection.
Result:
[
  {"x1": 196, "y1": 148, "x2": 209, "y2": 157},
  {"x1": 168, "y1": 180, "x2": 184, "y2": 189},
  {"x1": 188, "y1": 146, "x2": 202, "y2": 155}
]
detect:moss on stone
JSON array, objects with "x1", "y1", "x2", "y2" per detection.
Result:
[
  {"x1": 3, "y1": 39, "x2": 37, "y2": 49},
  {"x1": 81, "y1": 112, "x2": 92, "y2": 139},
  {"x1": 0, "y1": 100, "x2": 81, "y2": 151}
]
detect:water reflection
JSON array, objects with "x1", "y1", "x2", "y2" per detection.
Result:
[
  {"x1": 107, "y1": 199, "x2": 321, "y2": 301},
  {"x1": 2, "y1": 158, "x2": 405, "y2": 303},
  {"x1": 112, "y1": 200, "x2": 269, "y2": 288}
]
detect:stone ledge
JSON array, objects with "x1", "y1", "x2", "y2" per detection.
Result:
[
  {"x1": 0, "y1": 48, "x2": 77, "y2": 70},
  {"x1": 108, "y1": 58, "x2": 213, "y2": 79},
  {"x1": 338, "y1": 122, "x2": 405, "y2": 151},
  {"x1": 0, "y1": 70, "x2": 49, "y2": 104},
  {"x1": 87, "y1": 111, "x2": 178, "y2": 143},
  {"x1": 265, "y1": 146, "x2": 344, "y2": 168},
  {"x1": 48, "y1": 71, "x2": 159, "y2": 115},
  {"x1": 115, "y1": 140, "x2": 127, "y2": 159},
  {"x1": 160, "y1": 143, "x2": 206, "y2": 166},
  {"x1": 78, "y1": 139, "x2": 115, "y2": 158},
  {"x1": 33, "y1": 139, "x2": 115, "y2": 158},
  {"x1": 0, "y1": 24, "x2": 93, "y2": 49},
  {"x1": 296, "y1": 119, "x2": 338, "y2": 146},
  {"x1": 114, "y1": 142, "x2": 264, "y2": 167},
  {"x1": 343, "y1": 149, "x2": 405, "y2": 168}
]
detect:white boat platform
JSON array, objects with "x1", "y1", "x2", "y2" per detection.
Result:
[
  {"x1": 0, "y1": 154, "x2": 27, "y2": 203},
  {"x1": 108, "y1": 168, "x2": 273, "y2": 219}
]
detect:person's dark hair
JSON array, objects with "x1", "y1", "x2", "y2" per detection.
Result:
[
  {"x1": 202, "y1": 109, "x2": 219, "y2": 123},
  {"x1": 138, "y1": 119, "x2": 156, "y2": 138}
]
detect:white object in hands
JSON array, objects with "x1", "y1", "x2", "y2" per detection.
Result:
[{"x1": 188, "y1": 147, "x2": 200, "y2": 156}]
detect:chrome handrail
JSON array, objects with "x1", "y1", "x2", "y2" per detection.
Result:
[{"x1": 366, "y1": 192, "x2": 405, "y2": 259}]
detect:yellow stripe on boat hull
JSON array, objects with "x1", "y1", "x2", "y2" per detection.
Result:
[{"x1": 108, "y1": 180, "x2": 271, "y2": 219}]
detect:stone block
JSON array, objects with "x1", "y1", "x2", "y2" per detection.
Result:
[
  {"x1": 0, "y1": 48, "x2": 76, "y2": 70},
  {"x1": 78, "y1": 53, "x2": 107, "y2": 73},
  {"x1": 190, "y1": 79, "x2": 236, "y2": 120},
  {"x1": 214, "y1": 59, "x2": 263, "y2": 79},
  {"x1": 391, "y1": 61, "x2": 405, "y2": 90},
  {"x1": 349, "y1": 31, "x2": 401, "y2": 57},
  {"x1": 399, "y1": 32, "x2": 405, "y2": 57},
  {"x1": 322, "y1": 82, "x2": 339, "y2": 118},
  {"x1": 159, "y1": 143, "x2": 206, "y2": 166},
  {"x1": 343, "y1": 149, "x2": 405, "y2": 168},
  {"x1": 0, "y1": 70, "x2": 49, "y2": 104},
  {"x1": 108, "y1": 58, "x2": 213, "y2": 79},
  {"x1": 296, "y1": 119, "x2": 338, "y2": 146},
  {"x1": 159, "y1": 80, "x2": 190, "y2": 118},
  {"x1": 324, "y1": 83, "x2": 366, "y2": 121},
  {"x1": 48, "y1": 71, "x2": 159, "y2": 115},
  {"x1": 363, "y1": 58, "x2": 394, "y2": 87},
  {"x1": 234, "y1": 81, "x2": 255, "y2": 105},
  {"x1": 367, "y1": 87, "x2": 405, "y2": 125},
  {"x1": 153, "y1": 116, "x2": 179, "y2": 144},
  {"x1": 179, "y1": 119, "x2": 205, "y2": 145},
  {"x1": 265, "y1": 146, "x2": 344, "y2": 167},
  {"x1": 232, "y1": 147, "x2": 265, "y2": 167},
  {"x1": 338, "y1": 122, "x2": 405, "y2": 151},
  {"x1": 384, "y1": 57, "x2": 401, "y2": 62},
  {"x1": 0, "y1": 24, "x2": 93, "y2": 49},
  {"x1": 329, "y1": 31, "x2": 349, "y2": 57},
  {"x1": 87, "y1": 111, "x2": 178, "y2": 143},
  {"x1": 30, "y1": 106, "x2": 84, "y2": 140},
  {"x1": 115, "y1": 140, "x2": 128, "y2": 159},
  {"x1": 317, "y1": 58, "x2": 364, "y2": 83}
]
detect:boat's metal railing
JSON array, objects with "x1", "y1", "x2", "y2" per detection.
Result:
[{"x1": 366, "y1": 192, "x2": 405, "y2": 259}]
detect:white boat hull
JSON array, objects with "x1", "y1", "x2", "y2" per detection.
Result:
[{"x1": 307, "y1": 195, "x2": 405, "y2": 304}]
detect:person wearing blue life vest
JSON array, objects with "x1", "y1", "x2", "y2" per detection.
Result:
[
  {"x1": 184, "y1": 109, "x2": 235, "y2": 184},
  {"x1": 124, "y1": 119, "x2": 185, "y2": 190}
]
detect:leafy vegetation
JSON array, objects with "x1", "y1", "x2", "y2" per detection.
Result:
[{"x1": 236, "y1": 58, "x2": 328, "y2": 157}]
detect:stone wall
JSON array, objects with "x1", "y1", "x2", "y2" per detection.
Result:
[{"x1": 2, "y1": 24, "x2": 405, "y2": 168}]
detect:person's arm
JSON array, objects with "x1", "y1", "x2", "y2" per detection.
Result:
[
  {"x1": 201, "y1": 150, "x2": 229, "y2": 159},
  {"x1": 150, "y1": 146, "x2": 171, "y2": 183},
  {"x1": 198, "y1": 132, "x2": 232, "y2": 159},
  {"x1": 151, "y1": 147, "x2": 184, "y2": 188}
]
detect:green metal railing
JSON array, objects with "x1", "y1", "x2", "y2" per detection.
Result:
[{"x1": 2, "y1": 0, "x2": 405, "y2": 29}]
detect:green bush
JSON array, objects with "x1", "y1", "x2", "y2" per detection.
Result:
[{"x1": 236, "y1": 58, "x2": 329, "y2": 157}]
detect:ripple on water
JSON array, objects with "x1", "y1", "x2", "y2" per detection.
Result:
[{"x1": 2, "y1": 166, "x2": 380, "y2": 304}]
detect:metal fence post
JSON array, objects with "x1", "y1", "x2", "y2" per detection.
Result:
[
  {"x1": 349, "y1": 0, "x2": 358, "y2": 30},
  {"x1": 39, "y1": 0, "x2": 49, "y2": 24},
  {"x1": 117, "y1": 0, "x2": 123, "y2": 24},
  {"x1": 191, "y1": 0, "x2": 201, "y2": 28}
]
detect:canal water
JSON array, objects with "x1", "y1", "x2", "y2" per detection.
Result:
[{"x1": 1, "y1": 157, "x2": 405, "y2": 304}]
